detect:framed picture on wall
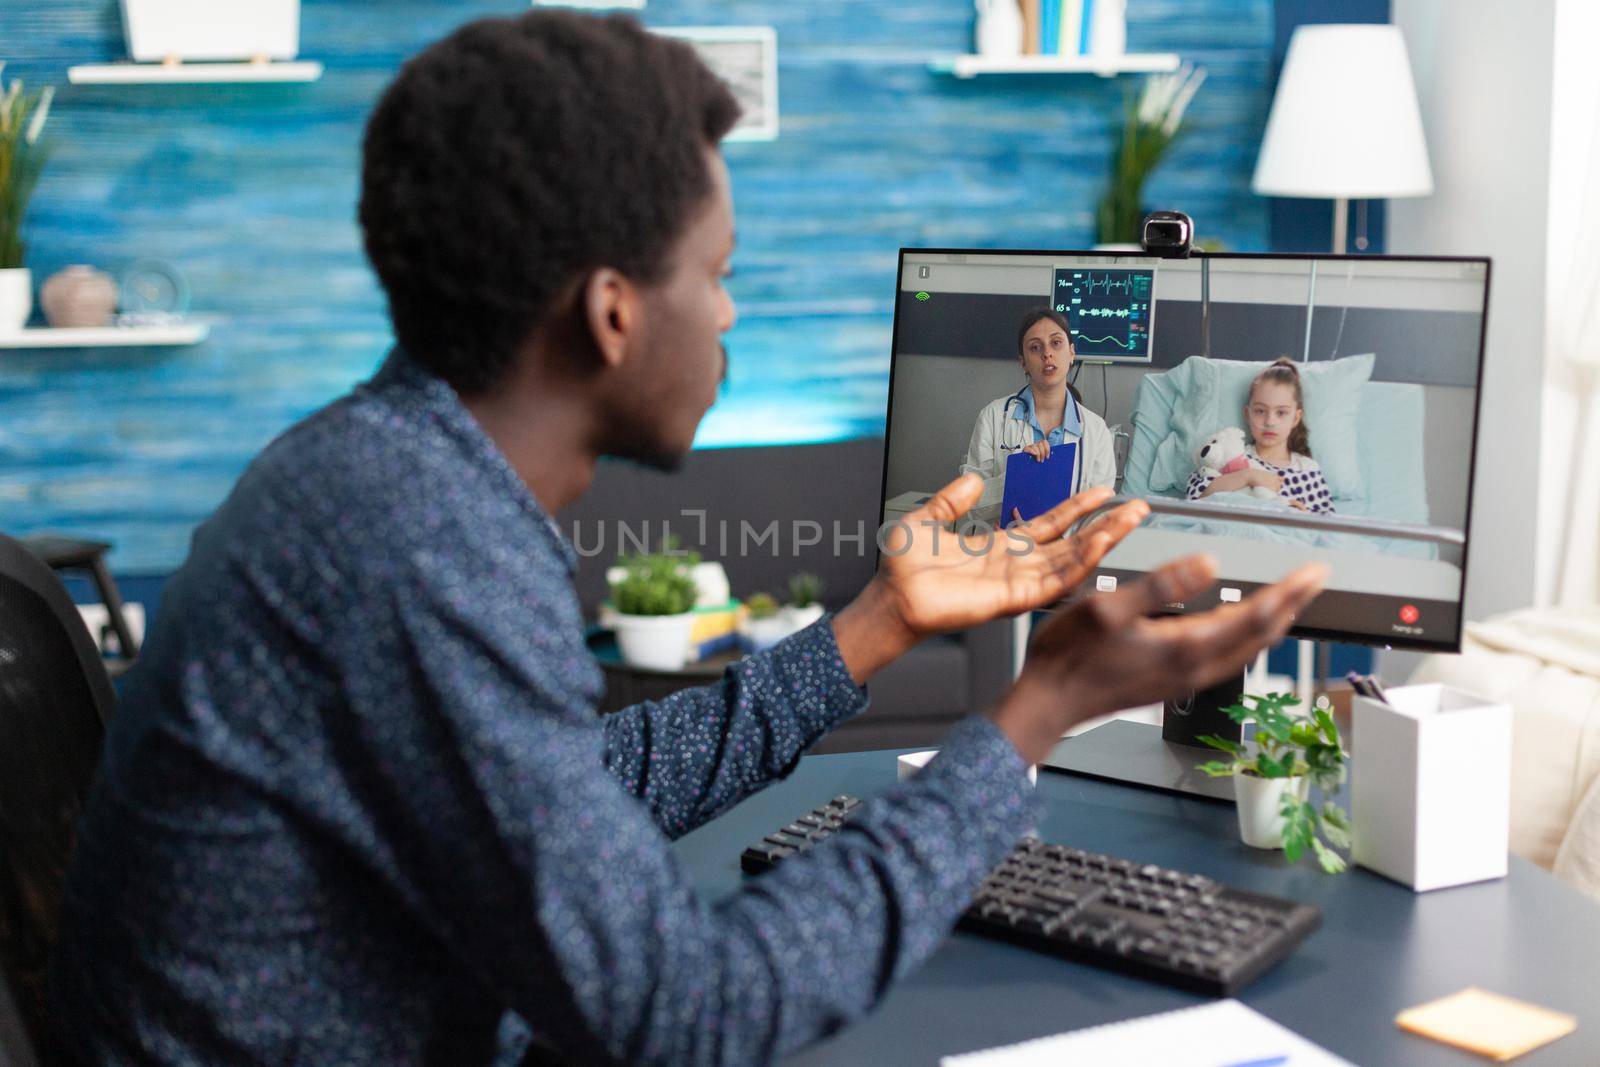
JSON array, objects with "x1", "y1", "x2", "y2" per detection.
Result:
[{"x1": 656, "y1": 26, "x2": 780, "y2": 142}]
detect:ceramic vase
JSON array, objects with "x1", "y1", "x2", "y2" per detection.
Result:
[{"x1": 41, "y1": 266, "x2": 119, "y2": 329}]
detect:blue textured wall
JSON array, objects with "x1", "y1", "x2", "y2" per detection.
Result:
[{"x1": 2, "y1": 0, "x2": 1273, "y2": 571}]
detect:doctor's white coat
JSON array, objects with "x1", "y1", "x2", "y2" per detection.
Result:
[{"x1": 960, "y1": 393, "x2": 1117, "y2": 524}]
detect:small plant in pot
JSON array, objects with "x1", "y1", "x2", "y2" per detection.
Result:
[
  {"x1": 1196, "y1": 692, "x2": 1352, "y2": 874},
  {"x1": 784, "y1": 572, "x2": 825, "y2": 629},
  {"x1": 608, "y1": 547, "x2": 699, "y2": 671},
  {"x1": 738, "y1": 592, "x2": 789, "y2": 653}
]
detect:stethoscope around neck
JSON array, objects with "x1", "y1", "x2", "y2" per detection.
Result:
[
  {"x1": 1002, "y1": 381, "x2": 1083, "y2": 438},
  {"x1": 1000, "y1": 382, "x2": 1085, "y2": 494}
]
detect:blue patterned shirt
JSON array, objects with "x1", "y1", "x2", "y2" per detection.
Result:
[{"x1": 49, "y1": 351, "x2": 1039, "y2": 1065}]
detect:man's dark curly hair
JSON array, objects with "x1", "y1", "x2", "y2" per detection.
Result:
[{"x1": 359, "y1": 12, "x2": 741, "y2": 393}]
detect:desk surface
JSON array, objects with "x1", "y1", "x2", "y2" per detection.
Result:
[{"x1": 672, "y1": 748, "x2": 1600, "y2": 1065}]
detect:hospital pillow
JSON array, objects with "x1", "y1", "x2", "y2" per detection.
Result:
[{"x1": 1147, "y1": 353, "x2": 1374, "y2": 501}]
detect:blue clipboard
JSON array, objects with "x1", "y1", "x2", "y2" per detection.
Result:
[{"x1": 1000, "y1": 442, "x2": 1078, "y2": 524}]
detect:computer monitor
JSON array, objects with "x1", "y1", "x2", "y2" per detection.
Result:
[{"x1": 881, "y1": 248, "x2": 1490, "y2": 797}]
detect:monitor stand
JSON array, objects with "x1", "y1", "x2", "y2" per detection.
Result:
[{"x1": 1040, "y1": 671, "x2": 1246, "y2": 804}]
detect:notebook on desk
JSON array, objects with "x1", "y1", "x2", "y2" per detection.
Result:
[
  {"x1": 999, "y1": 442, "x2": 1078, "y2": 524},
  {"x1": 941, "y1": 999, "x2": 1353, "y2": 1067}
]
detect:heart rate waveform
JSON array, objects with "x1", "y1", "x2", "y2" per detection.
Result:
[
  {"x1": 1081, "y1": 272, "x2": 1139, "y2": 296},
  {"x1": 1053, "y1": 265, "x2": 1156, "y2": 361}
]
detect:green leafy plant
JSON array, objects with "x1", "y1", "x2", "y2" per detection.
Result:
[
  {"x1": 0, "y1": 72, "x2": 56, "y2": 270},
  {"x1": 610, "y1": 544, "x2": 698, "y2": 617},
  {"x1": 744, "y1": 592, "x2": 780, "y2": 620},
  {"x1": 786, "y1": 571, "x2": 822, "y2": 609},
  {"x1": 1095, "y1": 64, "x2": 1205, "y2": 245},
  {"x1": 1196, "y1": 692, "x2": 1352, "y2": 874}
]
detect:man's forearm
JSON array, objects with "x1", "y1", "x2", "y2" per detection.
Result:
[
  {"x1": 985, "y1": 674, "x2": 1077, "y2": 765},
  {"x1": 831, "y1": 578, "x2": 917, "y2": 685},
  {"x1": 601, "y1": 619, "x2": 871, "y2": 837}
]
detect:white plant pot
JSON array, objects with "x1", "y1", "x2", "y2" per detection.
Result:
[
  {"x1": 121, "y1": 0, "x2": 301, "y2": 62},
  {"x1": 1235, "y1": 773, "x2": 1303, "y2": 850},
  {"x1": 612, "y1": 612, "x2": 695, "y2": 671},
  {"x1": 739, "y1": 614, "x2": 792, "y2": 653},
  {"x1": 783, "y1": 603, "x2": 825, "y2": 630},
  {"x1": 0, "y1": 269, "x2": 32, "y2": 333}
]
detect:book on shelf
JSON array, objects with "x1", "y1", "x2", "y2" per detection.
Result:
[
  {"x1": 1062, "y1": 0, "x2": 1084, "y2": 54},
  {"x1": 1021, "y1": 0, "x2": 1041, "y2": 54},
  {"x1": 997, "y1": 0, "x2": 1124, "y2": 60},
  {"x1": 1039, "y1": 0, "x2": 1059, "y2": 55}
]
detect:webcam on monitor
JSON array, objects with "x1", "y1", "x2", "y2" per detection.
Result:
[{"x1": 1141, "y1": 209, "x2": 1194, "y2": 259}]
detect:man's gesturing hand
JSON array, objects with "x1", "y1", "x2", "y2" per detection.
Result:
[
  {"x1": 833, "y1": 474, "x2": 1148, "y2": 684},
  {"x1": 874, "y1": 474, "x2": 1146, "y2": 637},
  {"x1": 988, "y1": 556, "x2": 1329, "y2": 765}
]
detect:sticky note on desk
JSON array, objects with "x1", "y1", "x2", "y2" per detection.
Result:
[{"x1": 1396, "y1": 988, "x2": 1576, "y2": 1061}]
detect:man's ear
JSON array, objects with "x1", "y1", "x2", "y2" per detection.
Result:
[{"x1": 582, "y1": 267, "x2": 638, "y2": 371}]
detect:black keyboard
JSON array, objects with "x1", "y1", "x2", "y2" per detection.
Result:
[{"x1": 740, "y1": 795, "x2": 1321, "y2": 997}]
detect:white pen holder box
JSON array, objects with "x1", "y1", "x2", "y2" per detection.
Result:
[{"x1": 1351, "y1": 683, "x2": 1511, "y2": 891}]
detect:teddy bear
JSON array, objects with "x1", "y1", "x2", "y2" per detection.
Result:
[{"x1": 1194, "y1": 426, "x2": 1280, "y2": 501}]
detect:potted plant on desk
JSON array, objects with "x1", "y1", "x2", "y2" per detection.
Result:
[
  {"x1": 608, "y1": 549, "x2": 699, "y2": 671},
  {"x1": 1196, "y1": 692, "x2": 1352, "y2": 873}
]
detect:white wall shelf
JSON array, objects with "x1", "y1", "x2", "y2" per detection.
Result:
[
  {"x1": 0, "y1": 324, "x2": 210, "y2": 349},
  {"x1": 67, "y1": 61, "x2": 323, "y2": 86},
  {"x1": 930, "y1": 53, "x2": 1180, "y2": 79}
]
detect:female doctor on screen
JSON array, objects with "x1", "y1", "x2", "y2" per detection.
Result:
[{"x1": 962, "y1": 308, "x2": 1117, "y2": 526}]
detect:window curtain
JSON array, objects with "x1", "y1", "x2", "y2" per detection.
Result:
[{"x1": 1548, "y1": 99, "x2": 1600, "y2": 606}]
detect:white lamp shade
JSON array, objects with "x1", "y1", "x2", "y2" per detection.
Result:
[{"x1": 1252, "y1": 24, "x2": 1434, "y2": 200}]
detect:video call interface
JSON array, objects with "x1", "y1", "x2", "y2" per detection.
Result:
[{"x1": 882, "y1": 250, "x2": 1490, "y2": 651}]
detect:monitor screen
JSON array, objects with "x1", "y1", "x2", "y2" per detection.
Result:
[{"x1": 882, "y1": 249, "x2": 1490, "y2": 653}]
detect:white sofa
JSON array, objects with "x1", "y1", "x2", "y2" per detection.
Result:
[{"x1": 1410, "y1": 607, "x2": 1600, "y2": 901}]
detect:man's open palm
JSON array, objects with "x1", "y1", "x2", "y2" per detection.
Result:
[{"x1": 876, "y1": 474, "x2": 1147, "y2": 639}]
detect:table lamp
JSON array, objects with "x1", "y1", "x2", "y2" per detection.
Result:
[{"x1": 1252, "y1": 23, "x2": 1433, "y2": 252}]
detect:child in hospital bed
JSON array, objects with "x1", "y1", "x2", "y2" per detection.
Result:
[{"x1": 1185, "y1": 358, "x2": 1335, "y2": 514}]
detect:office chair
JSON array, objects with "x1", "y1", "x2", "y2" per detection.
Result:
[
  {"x1": 0, "y1": 968, "x2": 41, "y2": 1067},
  {"x1": 0, "y1": 533, "x2": 112, "y2": 1057}
]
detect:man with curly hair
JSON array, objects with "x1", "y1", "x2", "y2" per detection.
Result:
[{"x1": 48, "y1": 11, "x2": 1322, "y2": 1065}]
